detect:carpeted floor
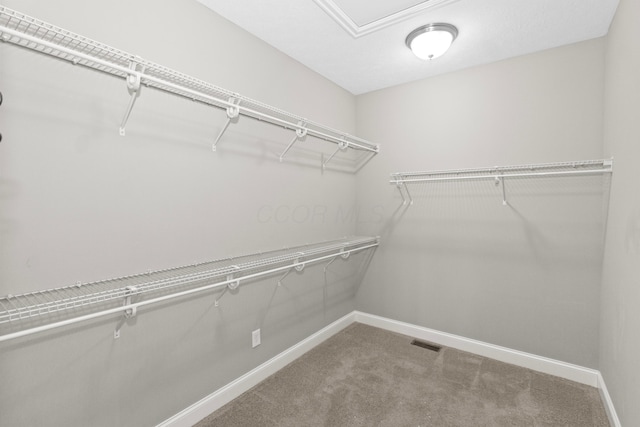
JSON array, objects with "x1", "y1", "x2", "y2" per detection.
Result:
[{"x1": 195, "y1": 323, "x2": 610, "y2": 426}]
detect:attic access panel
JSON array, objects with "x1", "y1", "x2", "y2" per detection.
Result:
[{"x1": 313, "y1": 0, "x2": 457, "y2": 37}]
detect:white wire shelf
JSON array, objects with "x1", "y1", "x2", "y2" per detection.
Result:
[
  {"x1": 0, "y1": 6, "x2": 379, "y2": 166},
  {"x1": 390, "y1": 159, "x2": 613, "y2": 205},
  {"x1": 0, "y1": 236, "x2": 379, "y2": 342}
]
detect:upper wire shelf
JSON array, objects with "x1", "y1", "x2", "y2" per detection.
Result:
[
  {"x1": 0, "y1": 6, "x2": 379, "y2": 167},
  {"x1": 0, "y1": 236, "x2": 379, "y2": 343},
  {"x1": 390, "y1": 159, "x2": 613, "y2": 206}
]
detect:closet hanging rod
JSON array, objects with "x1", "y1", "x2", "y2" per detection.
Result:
[
  {"x1": 0, "y1": 236, "x2": 379, "y2": 343},
  {"x1": 0, "y1": 6, "x2": 379, "y2": 154},
  {"x1": 390, "y1": 159, "x2": 613, "y2": 184}
]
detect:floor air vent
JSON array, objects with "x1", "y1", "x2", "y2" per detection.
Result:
[{"x1": 410, "y1": 339, "x2": 442, "y2": 352}]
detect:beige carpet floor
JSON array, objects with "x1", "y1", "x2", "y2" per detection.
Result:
[{"x1": 195, "y1": 323, "x2": 610, "y2": 426}]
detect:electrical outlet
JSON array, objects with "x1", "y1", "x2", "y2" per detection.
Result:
[{"x1": 252, "y1": 329, "x2": 261, "y2": 348}]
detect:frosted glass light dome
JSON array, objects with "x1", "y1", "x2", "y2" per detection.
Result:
[{"x1": 406, "y1": 23, "x2": 458, "y2": 60}]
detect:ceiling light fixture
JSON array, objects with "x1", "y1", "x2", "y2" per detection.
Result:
[{"x1": 406, "y1": 23, "x2": 458, "y2": 60}]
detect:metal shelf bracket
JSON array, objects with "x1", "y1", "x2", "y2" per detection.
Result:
[
  {"x1": 395, "y1": 179, "x2": 413, "y2": 205},
  {"x1": 279, "y1": 122, "x2": 307, "y2": 162},
  {"x1": 119, "y1": 60, "x2": 144, "y2": 136},
  {"x1": 494, "y1": 174, "x2": 508, "y2": 206},
  {"x1": 324, "y1": 256, "x2": 337, "y2": 274},
  {"x1": 294, "y1": 252, "x2": 306, "y2": 272},
  {"x1": 123, "y1": 286, "x2": 139, "y2": 319},
  {"x1": 114, "y1": 286, "x2": 139, "y2": 339},
  {"x1": 215, "y1": 266, "x2": 241, "y2": 307},
  {"x1": 322, "y1": 137, "x2": 349, "y2": 169},
  {"x1": 277, "y1": 268, "x2": 292, "y2": 287},
  {"x1": 212, "y1": 97, "x2": 240, "y2": 151}
]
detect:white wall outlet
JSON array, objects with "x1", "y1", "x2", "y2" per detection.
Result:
[{"x1": 252, "y1": 329, "x2": 261, "y2": 348}]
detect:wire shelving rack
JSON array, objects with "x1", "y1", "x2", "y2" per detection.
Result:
[
  {"x1": 0, "y1": 6, "x2": 379, "y2": 166},
  {"x1": 390, "y1": 159, "x2": 613, "y2": 205},
  {"x1": 0, "y1": 236, "x2": 379, "y2": 343}
]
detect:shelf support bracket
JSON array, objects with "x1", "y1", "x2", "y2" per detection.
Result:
[
  {"x1": 495, "y1": 175, "x2": 508, "y2": 206},
  {"x1": 277, "y1": 252, "x2": 307, "y2": 286},
  {"x1": 395, "y1": 179, "x2": 413, "y2": 205},
  {"x1": 403, "y1": 182, "x2": 413, "y2": 205},
  {"x1": 294, "y1": 252, "x2": 306, "y2": 272},
  {"x1": 277, "y1": 268, "x2": 292, "y2": 287},
  {"x1": 212, "y1": 97, "x2": 240, "y2": 151},
  {"x1": 279, "y1": 121, "x2": 307, "y2": 162},
  {"x1": 114, "y1": 286, "x2": 139, "y2": 339},
  {"x1": 215, "y1": 266, "x2": 241, "y2": 307},
  {"x1": 395, "y1": 182, "x2": 406, "y2": 205},
  {"x1": 322, "y1": 138, "x2": 349, "y2": 169},
  {"x1": 119, "y1": 60, "x2": 144, "y2": 136},
  {"x1": 324, "y1": 256, "x2": 337, "y2": 274}
]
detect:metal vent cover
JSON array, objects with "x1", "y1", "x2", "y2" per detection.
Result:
[{"x1": 410, "y1": 339, "x2": 442, "y2": 352}]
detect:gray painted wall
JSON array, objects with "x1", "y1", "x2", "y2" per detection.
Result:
[
  {"x1": 355, "y1": 39, "x2": 607, "y2": 369},
  {"x1": 0, "y1": 1, "x2": 366, "y2": 426},
  {"x1": 600, "y1": 0, "x2": 640, "y2": 424}
]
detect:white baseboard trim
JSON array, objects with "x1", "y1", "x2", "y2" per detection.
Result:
[
  {"x1": 159, "y1": 310, "x2": 618, "y2": 427},
  {"x1": 597, "y1": 372, "x2": 622, "y2": 427},
  {"x1": 157, "y1": 311, "x2": 356, "y2": 427},
  {"x1": 353, "y1": 311, "x2": 600, "y2": 387}
]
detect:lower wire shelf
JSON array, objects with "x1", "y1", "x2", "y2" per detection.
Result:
[{"x1": 0, "y1": 236, "x2": 379, "y2": 342}]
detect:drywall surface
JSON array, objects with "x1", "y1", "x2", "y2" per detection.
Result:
[
  {"x1": 600, "y1": 0, "x2": 640, "y2": 424},
  {"x1": 355, "y1": 39, "x2": 606, "y2": 368},
  {"x1": 0, "y1": 1, "x2": 364, "y2": 426}
]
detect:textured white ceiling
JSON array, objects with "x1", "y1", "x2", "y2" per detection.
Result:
[{"x1": 197, "y1": 0, "x2": 619, "y2": 95}]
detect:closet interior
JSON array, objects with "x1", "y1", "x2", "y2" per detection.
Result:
[{"x1": 0, "y1": 1, "x2": 636, "y2": 426}]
